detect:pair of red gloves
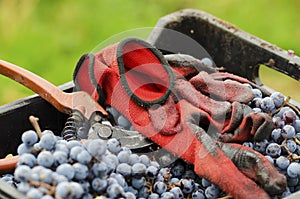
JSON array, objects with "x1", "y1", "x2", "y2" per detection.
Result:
[{"x1": 74, "y1": 37, "x2": 286, "y2": 198}]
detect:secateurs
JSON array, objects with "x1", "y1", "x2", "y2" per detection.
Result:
[{"x1": 0, "y1": 59, "x2": 153, "y2": 173}]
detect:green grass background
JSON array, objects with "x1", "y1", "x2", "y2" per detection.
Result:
[{"x1": 0, "y1": 0, "x2": 299, "y2": 105}]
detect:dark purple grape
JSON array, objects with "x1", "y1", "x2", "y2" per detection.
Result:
[
  {"x1": 180, "y1": 178, "x2": 195, "y2": 194},
  {"x1": 283, "y1": 109, "x2": 297, "y2": 124}
]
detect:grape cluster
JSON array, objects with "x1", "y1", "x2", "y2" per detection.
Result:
[
  {"x1": 245, "y1": 87, "x2": 300, "y2": 198},
  {"x1": 8, "y1": 129, "x2": 167, "y2": 199}
]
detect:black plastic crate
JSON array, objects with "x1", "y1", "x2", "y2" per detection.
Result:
[{"x1": 1, "y1": 9, "x2": 300, "y2": 199}]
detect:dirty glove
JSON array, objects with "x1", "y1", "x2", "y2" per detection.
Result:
[{"x1": 74, "y1": 37, "x2": 286, "y2": 198}]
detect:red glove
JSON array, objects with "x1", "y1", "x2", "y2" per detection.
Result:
[{"x1": 74, "y1": 37, "x2": 286, "y2": 198}]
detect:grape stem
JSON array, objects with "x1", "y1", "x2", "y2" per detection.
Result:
[
  {"x1": 218, "y1": 196, "x2": 233, "y2": 199},
  {"x1": 29, "y1": 115, "x2": 42, "y2": 138}
]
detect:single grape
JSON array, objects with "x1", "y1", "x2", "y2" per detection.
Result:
[
  {"x1": 69, "y1": 181, "x2": 84, "y2": 198},
  {"x1": 55, "y1": 181, "x2": 72, "y2": 199},
  {"x1": 26, "y1": 188, "x2": 43, "y2": 199},
  {"x1": 129, "y1": 154, "x2": 140, "y2": 165},
  {"x1": 138, "y1": 186, "x2": 150, "y2": 198},
  {"x1": 139, "y1": 154, "x2": 151, "y2": 167},
  {"x1": 192, "y1": 189, "x2": 205, "y2": 199},
  {"x1": 170, "y1": 177, "x2": 180, "y2": 185},
  {"x1": 38, "y1": 167, "x2": 53, "y2": 184},
  {"x1": 55, "y1": 143, "x2": 69, "y2": 154},
  {"x1": 92, "y1": 162, "x2": 108, "y2": 177},
  {"x1": 153, "y1": 181, "x2": 167, "y2": 195},
  {"x1": 73, "y1": 162, "x2": 89, "y2": 180},
  {"x1": 205, "y1": 185, "x2": 220, "y2": 199},
  {"x1": 146, "y1": 165, "x2": 159, "y2": 178},
  {"x1": 21, "y1": 130, "x2": 38, "y2": 146},
  {"x1": 149, "y1": 193, "x2": 160, "y2": 199},
  {"x1": 117, "y1": 115, "x2": 131, "y2": 128},
  {"x1": 287, "y1": 162, "x2": 300, "y2": 178},
  {"x1": 77, "y1": 126, "x2": 89, "y2": 139},
  {"x1": 66, "y1": 140, "x2": 81, "y2": 149},
  {"x1": 116, "y1": 163, "x2": 131, "y2": 177},
  {"x1": 37, "y1": 151, "x2": 54, "y2": 168},
  {"x1": 41, "y1": 195, "x2": 55, "y2": 199},
  {"x1": 131, "y1": 177, "x2": 146, "y2": 189},
  {"x1": 282, "y1": 125, "x2": 296, "y2": 139},
  {"x1": 126, "y1": 186, "x2": 138, "y2": 196},
  {"x1": 201, "y1": 57, "x2": 213, "y2": 68},
  {"x1": 106, "y1": 183, "x2": 125, "y2": 198},
  {"x1": 69, "y1": 145, "x2": 84, "y2": 161},
  {"x1": 271, "y1": 128, "x2": 282, "y2": 141},
  {"x1": 201, "y1": 178, "x2": 211, "y2": 188},
  {"x1": 51, "y1": 172, "x2": 68, "y2": 184},
  {"x1": 110, "y1": 172, "x2": 127, "y2": 187},
  {"x1": 260, "y1": 97, "x2": 276, "y2": 113},
  {"x1": 117, "y1": 150, "x2": 131, "y2": 164},
  {"x1": 92, "y1": 177, "x2": 107, "y2": 193},
  {"x1": 294, "y1": 120, "x2": 300, "y2": 133},
  {"x1": 278, "y1": 107, "x2": 292, "y2": 118},
  {"x1": 272, "y1": 116, "x2": 285, "y2": 128},
  {"x1": 253, "y1": 139, "x2": 269, "y2": 153},
  {"x1": 286, "y1": 139, "x2": 297, "y2": 153},
  {"x1": 102, "y1": 154, "x2": 119, "y2": 174},
  {"x1": 170, "y1": 186, "x2": 184, "y2": 198},
  {"x1": 14, "y1": 165, "x2": 31, "y2": 182},
  {"x1": 123, "y1": 191, "x2": 136, "y2": 199},
  {"x1": 131, "y1": 163, "x2": 147, "y2": 177},
  {"x1": 180, "y1": 178, "x2": 195, "y2": 194},
  {"x1": 270, "y1": 92, "x2": 285, "y2": 108},
  {"x1": 107, "y1": 138, "x2": 122, "y2": 154},
  {"x1": 17, "y1": 143, "x2": 33, "y2": 155},
  {"x1": 265, "y1": 143, "x2": 281, "y2": 157},
  {"x1": 77, "y1": 149, "x2": 92, "y2": 164},
  {"x1": 86, "y1": 139, "x2": 107, "y2": 158},
  {"x1": 252, "y1": 107, "x2": 261, "y2": 112},
  {"x1": 161, "y1": 191, "x2": 175, "y2": 199},
  {"x1": 39, "y1": 132, "x2": 57, "y2": 150},
  {"x1": 171, "y1": 162, "x2": 185, "y2": 177},
  {"x1": 252, "y1": 88, "x2": 262, "y2": 98},
  {"x1": 283, "y1": 109, "x2": 297, "y2": 123},
  {"x1": 17, "y1": 182, "x2": 31, "y2": 193},
  {"x1": 56, "y1": 163, "x2": 75, "y2": 180},
  {"x1": 18, "y1": 153, "x2": 37, "y2": 168},
  {"x1": 53, "y1": 150, "x2": 68, "y2": 165}
]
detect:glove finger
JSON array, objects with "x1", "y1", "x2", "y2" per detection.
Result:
[
  {"x1": 174, "y1": 78, "x2": 232, "y2": 120},
  {"x1": 188, "y1": 123, "x2": 270, "y2": 199},
  {"x1": 220, "y1": 142, "x2": 286, "y2": 196},
  {"x1": 164, "y1": 54, "x2": 216, "y2": 79},
  {"x1": 190, "y1": 71, "x2": 254, "y2": 103}
]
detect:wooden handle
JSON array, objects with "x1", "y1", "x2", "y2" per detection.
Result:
[
  {"x1": 0, "y1": 60, "x2": 107, "y2": 118},
  {"x1": 0, "y1": 60, "x2": 72, "y2": 114}
]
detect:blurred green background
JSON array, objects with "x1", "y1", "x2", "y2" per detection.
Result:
[{"x1": 0, "y1": 0, "x2": 299, "y2": 106}]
